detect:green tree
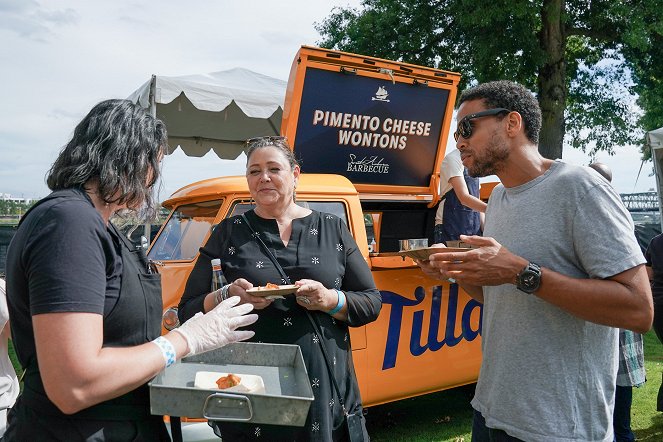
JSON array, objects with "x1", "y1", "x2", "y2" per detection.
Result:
[
  {"x1": 0, "y1": 199, "x2": 34, "y2": 216},
  {"x1": 316, "y1": 0, "x2": 663, "y2": 160},
  {"x1": 627, "y1": 29, "x2": 663, "y2": 160}
]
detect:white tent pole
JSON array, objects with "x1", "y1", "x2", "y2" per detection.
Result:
[{"x1": 649, "y1": 132, "x2": 663, "y2": 232}]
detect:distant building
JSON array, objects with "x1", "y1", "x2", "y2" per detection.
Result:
[{"x1": 0, "y1": 193, "x2": 38, "y2": 204}]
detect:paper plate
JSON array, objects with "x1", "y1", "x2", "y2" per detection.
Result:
[
  {"x1": 396, "y1": 247, "x2": 471, "y2": 261},
  {"x1": 194, "y1": 371, "x2": 266, "y2": 394},
  {"x1": 246, "y1": 284, "x2": 298, "y2": 297}
]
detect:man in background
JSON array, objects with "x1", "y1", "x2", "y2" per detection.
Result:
[
  {"x1": 434, "y1": 148, "x2": 486, "y2": 245},
  {"x1": 589, "y1": 161, "x2": 646, "y2": 442},
  {"x1": 645, "y1": 234, "x2": 663, "y2": 413}
]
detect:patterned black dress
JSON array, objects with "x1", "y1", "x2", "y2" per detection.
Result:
[{"x1": 179, "y1": 209, "x2": 382, "y2": 441}]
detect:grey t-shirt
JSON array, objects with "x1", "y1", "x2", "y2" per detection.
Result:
[{"x1": 472, "y1": 160, "x2": 644, "y2": 442}]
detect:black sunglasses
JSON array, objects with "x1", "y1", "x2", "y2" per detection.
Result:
[
  {"x1": 453, "y1": 108, "x2": 511, "y2": 142},
  {"x1": 245, "y1": 135, "x2": 288, "y2": 147}
]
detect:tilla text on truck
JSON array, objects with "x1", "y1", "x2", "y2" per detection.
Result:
[{"x1": 381, "y1": 283, "x2": 482, "y2": 370}]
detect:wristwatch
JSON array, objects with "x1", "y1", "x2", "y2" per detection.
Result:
[{"x1": 516, "y1": 262, "x2": 542, "y2": 294}]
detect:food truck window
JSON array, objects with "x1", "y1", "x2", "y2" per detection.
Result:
[
  {"x1": 307, "y1": 202, "x2": 348, "y2": 225},
  {"x1": 229, "y1": 201, "x2": 256, "y2": 218},
  {"x1": 382, "y1": 210, "x2": 434, "y2": 251},
  {"x1": 229, "y1": 201, "x2": 348, "y2": 225},
  {"x1": 363, "y1": 212, "x2": 382, "y2": 253},
  {"x1": 361, "y1": 202, "x2": 436, "y2": 252},
  {"x1": 148, "y1": 199, "x2": 223, "y2": 261}
]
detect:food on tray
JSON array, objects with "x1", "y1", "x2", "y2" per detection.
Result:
[
  {"x1": 194, "y1": 371, "x2": 267, "y2": 394},
  {"x1": 256, "y1": 282, "x2": 279, "y2": 290},
  {"x1": 216, "y1": 373, "x2": 242, "y2": 389}
]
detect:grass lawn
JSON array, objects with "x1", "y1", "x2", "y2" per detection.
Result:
[
  {"x1": 365, "y1": 330, "x2": 663, "y2": 441},
  {"x1": 631, "y1": 330, "x2": 663, "y2": 440},
  {"x1": 365, "y1": 385, "x2": 474, "y2": 441}
]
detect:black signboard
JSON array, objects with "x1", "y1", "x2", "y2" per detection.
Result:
[{"x1": 292, "y1": 68, "x2": 450, "y2": 188}]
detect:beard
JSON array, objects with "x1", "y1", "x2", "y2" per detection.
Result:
[{"x1": 466, "y1": 132, "x2": 510, "y2": 177}]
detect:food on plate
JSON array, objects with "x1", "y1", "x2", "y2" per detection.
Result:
[
  {"x1": 246, "y1": 283, "x2": 298, "y2": 300},
  {"x1": 253, "y1": 282, "x2": 280, "y2": 290},
  {"x1": 216, "y1": 373, "x2": 242, "y2": 389}
]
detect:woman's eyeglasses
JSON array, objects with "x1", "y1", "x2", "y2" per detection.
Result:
[
  {"x1": 245, "y1": 136, "x2": 288, "y2": 148},
  {"x1": 453, "y1": 108, "x2": 511, "y2": 141}
]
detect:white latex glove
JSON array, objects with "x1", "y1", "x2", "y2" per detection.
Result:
[{"x1": 174, "y1": 295, "x2": 258, "y2": 356}]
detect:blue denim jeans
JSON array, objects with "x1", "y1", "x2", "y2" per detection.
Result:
[{"x1": 471, "y1": 409, "x2": 524, "y2": 442}]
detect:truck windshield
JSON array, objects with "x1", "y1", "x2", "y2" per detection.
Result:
[{"x1": 148, "y1": 199, "x2": 223, "y2": 261}]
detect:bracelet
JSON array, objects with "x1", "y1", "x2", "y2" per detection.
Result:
[
  {"x1": 215, "y1": 284, "x2": 232, "y2": 305},
  {"x1": 328, "y1": 289, "x2": 346, "y2": 315},
  {"x1": 152, "y1": 336, "x2": 177, "y2": 368}
]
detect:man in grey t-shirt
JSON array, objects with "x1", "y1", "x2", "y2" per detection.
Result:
[{"x1": 418, "y1": 81, "x2": 653, "y2": 442}]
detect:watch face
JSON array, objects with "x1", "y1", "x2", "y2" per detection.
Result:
[
  {"x1": 518, "y1": 264, "x2": 541, "y2": 293},
  {"x1": 522, "y1": 272, "x2": 537, "y2": 289}
]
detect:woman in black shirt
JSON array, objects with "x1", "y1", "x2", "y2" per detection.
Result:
[
  {"x1": 179, "y1": 136, "x2": 382, "y2": 441},
  {"x1": 4, "y1": 99, "x2": 257, "y2": 441}
]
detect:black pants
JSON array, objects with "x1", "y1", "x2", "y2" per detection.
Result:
[
  {"x1": 3, "y1": 396, "x2": 171, "y2": 441},
  {"x1": 613, "y1": 385, "x2": 635, "y2": 442}
]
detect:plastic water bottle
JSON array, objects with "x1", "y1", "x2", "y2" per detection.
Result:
[{"x1": 211, "y1": 258, "x2": 224, "y2": 292}]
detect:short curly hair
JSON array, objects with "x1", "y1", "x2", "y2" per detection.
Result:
[{"x1": 459, "y1": 81, "x2": 542, "y2": 144}]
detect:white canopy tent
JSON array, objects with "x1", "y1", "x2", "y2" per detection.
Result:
[
  {"x1": 647, "y1": 126, "x2": 663, "y2": 230},
  {"x1": 127, "y1": 68, "x2": 287, "y2": 159}
]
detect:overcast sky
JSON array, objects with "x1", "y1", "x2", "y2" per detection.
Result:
[{"x1": 0, "y1": 0, "x2": 657, "y2": 201}]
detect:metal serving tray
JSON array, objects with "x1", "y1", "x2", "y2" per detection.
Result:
[{"x1": 149, "y1": 342, "x2": 313, "y2": 427}]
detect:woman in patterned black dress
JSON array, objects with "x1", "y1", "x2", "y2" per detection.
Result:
[{"x1": 178, "y1": 136, "x2": 382, "y2": 441}]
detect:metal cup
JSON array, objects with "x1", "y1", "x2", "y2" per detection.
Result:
[{"x1": 398, "y1": 238, "x2": 429, "y2": 251}]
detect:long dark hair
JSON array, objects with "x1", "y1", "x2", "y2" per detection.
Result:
[{"x1": 46, "y1": 99, "x2": 167, "y2": 218}]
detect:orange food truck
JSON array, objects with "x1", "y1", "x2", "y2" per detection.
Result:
[{"x1": 148, "y1": 46, "x2": 485, "y2": 409}]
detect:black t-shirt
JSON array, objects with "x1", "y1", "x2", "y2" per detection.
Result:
[
  {"x1": 646, "y1": 231, "x2": 663, "y2": 344},
  {"x1": 179, "y1": 209, "x2": 381, "y2": 441},
  {"x1": 5, "y1": 188, "x2": 122, "y2": 370},
  {"x1": 646, "y1": 232, "x2": 663, "y2": 304}
]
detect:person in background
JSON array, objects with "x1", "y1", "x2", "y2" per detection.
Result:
[
  {"x1": 4, "y1": 99, "x2": 257, "y2": 441},
  {"x1": 434, "y1": 148, "x2": 487, "y2": 245},
  {"x1": 589, "y1": 162, "x2": 646, "y2": 442},
  {"x1": 645, "y1": 233, "x2": 663, "y2": 412},
  {"x1": 0, "y1": 278, "x2": 19, "y2": 437},
  {"x1": 588, "y1": 162, "x2": 613, "y2": 184},
  {"x1": 179, "y1": 136, "x2": 382, "y2": 441},
  {"x1": 418, "y1": 80, "x2": 653, "y2": 442}
]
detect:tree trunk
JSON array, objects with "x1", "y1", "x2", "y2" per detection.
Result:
[{"x1": 537, "y1": 0, "x2": 566, "y2": 160}]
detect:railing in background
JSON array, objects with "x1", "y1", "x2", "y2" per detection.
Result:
[
  {"x1": 620, "y1": 191, "x2": 658, "y2": 212},
  {"x1": 0, "y1": 224, "x2": 18, "y2": 276}
]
